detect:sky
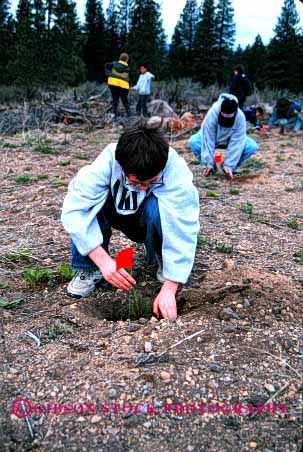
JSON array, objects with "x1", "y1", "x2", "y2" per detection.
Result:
[{"x1": 10, "y1": 0, "x2": 303, "y2": 48}]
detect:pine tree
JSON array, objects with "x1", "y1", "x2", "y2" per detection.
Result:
[
  {"x1": 117, "y1": 0, "x2": 133, "y2": 50},
  {"x1": 0, "y1": 0, "x2": 14, "y2": 84},
  {"x1": 83, "y1": 0, "x2": 106, "y2": 81},
  {"x1": 51, "y1": 0, "x2": 86, "y2": 86},
  {"x1": 243, "y1": 35, "x2": 266, "y2": 89},
  {"x1": 32, "y1": 0, "x2": 47, "y2": 85},
  {"x1": 104, "y1": 0, "x2": 120, "y2": 62},
  {"x1": 168, "y1": 27, "x2": 187, "y2": 79},
  {"x1": 8, "y1": 0, "x2": 38, "y2": 93},
  {"x1": 169, "y1": 0, "x2": 198, "y2": 78},
  {"x1": 214, "y1": 0, "x2": 236, "y2": 85},
  {"x1": 193, "y1": 0, "x2": 216, "y2": 85},
  {"x1": 127, "y1": 0, "x2": 167, "y2": 79},
  {"x1": 264, "y1": 0, "x2": 300, "y2": 91}
]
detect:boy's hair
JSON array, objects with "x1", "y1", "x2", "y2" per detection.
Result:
[
  {"x1": 115, "y1": 119, "x2": 169, "y2": 181},
  {"x1": 119, "y1": 53, "x2": 129, "y2": 62},
  {"x1": 256, "y1": 106, "x2": 264, "y2": 115}
]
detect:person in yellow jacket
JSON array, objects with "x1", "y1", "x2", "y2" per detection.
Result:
[{"x1": 105, "y1": 53, "x2": 131, "y2": 118}]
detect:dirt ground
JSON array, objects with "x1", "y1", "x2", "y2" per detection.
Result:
[{"x1": 0, "y1": 124, "x2": 302, "y2": 452}]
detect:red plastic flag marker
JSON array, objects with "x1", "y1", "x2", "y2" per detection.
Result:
[
  {"x1": 116, "y1": 247, "x2": 134, "y2": 271},
  {"x1": 214, "y1": 154, "x2": 223, "y2": 164}
]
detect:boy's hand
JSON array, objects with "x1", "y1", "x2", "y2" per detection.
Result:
[
  {"x1": 153, "y1": 280, "x2": 178, "y2": 319},
  {"x1": 88, "y1": 246, "x2": 136, "y2": 290},
  {"x1": 223, "y1": 168, "x2": 233, "y2": 179},
  {"x1": 202, "y1": 168, "x2": 212, "y2": 177}
]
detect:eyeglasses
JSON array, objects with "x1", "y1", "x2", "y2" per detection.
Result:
[{"x1": 124, "y1": 174, "x2": 164, "y2": 189}]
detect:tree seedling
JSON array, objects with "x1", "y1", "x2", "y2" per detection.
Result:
[{"x1": 116, "y1": 248, "x2": 151, "y2": 320}]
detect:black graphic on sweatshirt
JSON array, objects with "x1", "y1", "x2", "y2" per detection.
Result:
[{"x1": 112, "y1": 179, "x2": 139, "y2": 211}]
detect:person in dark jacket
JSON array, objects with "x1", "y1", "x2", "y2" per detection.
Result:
[
  {"x1": 229, "y1": 64, "x2": 252, "y2": 110},
  {"x1": 105, "y1": 53, "x2": 131, "y2": 118},
  {"x1": 268, "y1": 98, "x2": 302, "y2": 134}
]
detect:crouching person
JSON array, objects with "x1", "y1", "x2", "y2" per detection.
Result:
[
  {"x1": 61, "y1": 120, "x2": 200, "y2": 319},
  {"x1": 188, "y1": 93, "x2": 258, "y2": 179}
]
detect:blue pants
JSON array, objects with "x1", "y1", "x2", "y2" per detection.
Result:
[
  {"x1": 188, "y1": 132, "x2": 257, "y2": 169},
  {"x1": 71, "y1": 193, "x2": 162, "y2": 270}
]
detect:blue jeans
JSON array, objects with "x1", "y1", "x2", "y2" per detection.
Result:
[
  {"x1": 188, "y1": 132, "x2": 257, "y2": 168},
  {"x1": 71, "y1": 193, "x2": 162, "y2": 270},
  {"x1": 269, "y1": 112, "x2": 303, "y2": 132}
]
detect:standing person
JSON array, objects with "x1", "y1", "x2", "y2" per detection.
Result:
[
  {"x1": 268, "y1": 98, "x2": 302, "y2": 134},
  {"x1": 187, "y1": 93, "x2": 258, "y2": 179},
  {"x1": 131, "y1": 65, "x2": 155, "y2": 117},
  {"x1": 229, "y1": 64, "x2": 252, "y2": 110},
  {"x1": 61, "y1": 120, "x2": 199, "y2": 319},
  {"x1": 106, "y1": 53, "x2": 131, "y2": 118}
]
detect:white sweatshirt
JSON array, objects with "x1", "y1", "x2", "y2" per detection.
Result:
[{"x1": 61, "y1": 144, "x2": 200, "y2": 284}]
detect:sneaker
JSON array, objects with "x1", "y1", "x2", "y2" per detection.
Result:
[
  {"x1": 67, "y1": 269, "x2": 102, "y2": 298},
  {"x1": 155, "y1": 254, "x2": 166, "y2": 283}
]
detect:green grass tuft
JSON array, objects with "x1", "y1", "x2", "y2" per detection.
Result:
[
  {"x1": 15, "y1": 175, "x2": 32, "y2": 184},
  {"x1": 206, "y1": 191, "x2": 219, "y2": 198},
  {"x1": 56, "y1": 263, "x2": 75, "y2": 282},
  {"x1": 46, "y1": 320, "x2": 73, "y2": 340},
  {"x1": 215, "y1": 243, "x2": 233, "y2": 254},
  {"x1": 23, "y1": 267, "x2": 53, "y2": 288},
  {"x1": 229, "y1": 188, "x2": 240, "y2": 195},
  {"x1": 239, "y1": 202, "x2": 254, "y2": 214},
  {"x1": 59, "y1": 159, "x2": 71, "y2": 166}
]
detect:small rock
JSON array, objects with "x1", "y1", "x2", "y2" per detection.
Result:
[
  {"x1": 209, "y1": 363, "x2": 223, "y2": 373},
  {"x1": 236, "y1": 303, "x2": 243, "y2": 309},
  {"x1": 99, "y1": 330, "x2": 111, "y2": 338},
  {"x1": 224, "y1": 324, "x2": 237, "y2": 333},
  {"x1": 144, "y1": 341, "x2": 152, "y2": 353},
  {"x1": 150, "y1": 316, "x2": 158, "y2": 323},
  {"x1": 108, "y1": 388, "x2": 117, "y2": 399},
  {"x1": 160, "y1": 371, "x2": 170, "y2": 381},
  {"x1": 219, "y1": 307, "x2": 240, "y2": 321},
  {"x1": 187, "y1": 447, "x2": 194, "y2": 452},
  {"x1": 138, "y1": 318, "x2": 148, "y2": 325},
  {"x1": 143, "y1": 421, "x2": 152, "y2": 428},
  {"x1": 223, "y1": 259, "x2": 235, "y2": 271},
  {"x1": 127, "y1": 323, "x2": 140, "y2": 332},
  {"x1": 249, "y1": 442, "x2": 257, "y2": 449},
  {"x1": 91, "y1": 415, "x2": 102, "y2": 424},
  {"x1": 264, "y1": 383, "x2": 275, "y2": 393},
  {"x1": 225, "y1": 281, "x2": 232, "y2": 286},
  {"x1": 243, "y1": 298, "x2": 250, "y2": 308}
]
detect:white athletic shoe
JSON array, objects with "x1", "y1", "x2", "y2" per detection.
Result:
[{"x1": 67, "y1": 269, "x2": 102, "y2": 298}]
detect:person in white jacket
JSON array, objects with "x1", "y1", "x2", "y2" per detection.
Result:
[
  {"x1": 132, "y1": 65, "x2": 155, "y2": 117},
  {"x1": 61, "y1": 120, "x2": 200, "y2": 319},
  {"x1": 188, "y1": 93, "x2": 258, "y2": 179}
]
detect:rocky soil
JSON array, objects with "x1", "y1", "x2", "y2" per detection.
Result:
[{"x1": 0, "y1": 125, "x2": 302, "y2": 451}]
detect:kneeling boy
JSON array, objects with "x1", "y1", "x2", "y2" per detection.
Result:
[{"x1": 61, "y1": 121, "x2": 200, "y2": 319}]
